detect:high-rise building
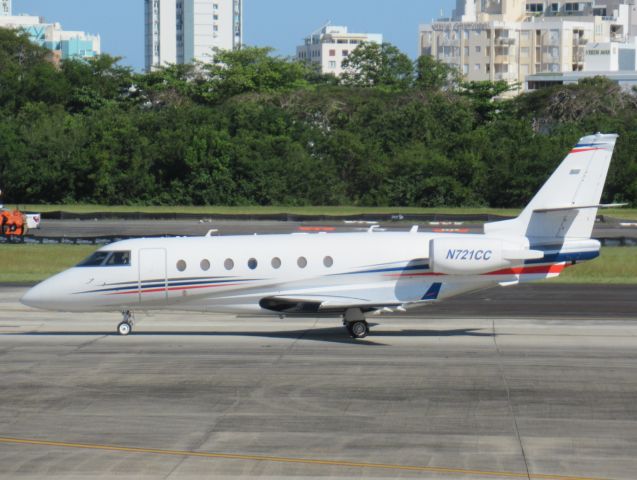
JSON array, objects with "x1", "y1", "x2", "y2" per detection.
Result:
[
  {"x1": 1, "y1": 0, "x2": 11, "y2": 16},
  {"x1": 420, "y1": 0, "x2": 637, "y2": 95},
  {"x1": 296, "y1": 24, "x2": 383, "y2": 77},
  {"x1": 145, "y1": 0, "x2": 242, "y2": 71}
]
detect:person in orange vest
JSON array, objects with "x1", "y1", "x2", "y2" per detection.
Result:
[{"x1": 1, "y1": 210, "x2": 25, "y2": 237}]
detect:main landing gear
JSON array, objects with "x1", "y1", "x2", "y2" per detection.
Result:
[
  {"x1": 117, "y1": 310, "x2": 134, "y2": 336},
  {"x1": 343, "y1": 308, "x2": 369, "y2": 339}
]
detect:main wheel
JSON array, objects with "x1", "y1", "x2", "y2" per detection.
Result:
[
  {"x1": 117, "y1": 321, "x2": 132, "y2": 336},
  {"x1": 348, "y1": 321, "x2": 369, "y2": 339}
]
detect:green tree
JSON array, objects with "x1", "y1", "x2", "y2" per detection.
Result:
[
  {"x1": 414, "y1": 55, "x2": 461, "y2": 92},
  {"x1": 341, "y1": 42, "x2": 413, "y2": 90},
  {"x1": 201, "y1": 47, "x2": 311, "y2": 102}
]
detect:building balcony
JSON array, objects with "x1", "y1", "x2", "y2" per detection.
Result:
[
  {"x1": 439, "y1": 38, "x2": 460, "y2": 46},
  {"x1": 496, "y1": 37, "x2": 515, "y2": 46}
]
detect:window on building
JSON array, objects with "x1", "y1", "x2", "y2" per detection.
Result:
[
  {"x1": 342, "y1": 50, "x2": 349, "y2": 56},
  {"x1": 463, "y1": 29, "x2": 469, "y2": 40},
  {"x1": 520, "y1": 64, "x2": 529, "y2": 75},
  {"x1": 475, "y1": 46, "x2": 481, "y2": 53},
  {"x1": 526, "y1": 3, "x2": 544, "y2": 13},
  {"x1": 474, "y1": 63, "x2": 481, "y2": 71},
  {"x1": 213, "y1": 25, "x2": 218, "y2": 32},
  {"x1": 329, "y1": 49, "x2": 336, "y2": 56},
  {"x1": 521, "y1": 47, "x2": 530, "y2": 57},
  {"x1": 213, "y1": 3, "x2": 219, "y2": 9},
  {"x1": 495, "y1": 64, "x2": 509, "y2": 74},
  {"x1": 495, "y1": 46, "x2": 509, "y2": 56},
  {"x1": 520, "y1": 31, "x2": 530, "y2": 41},
  {"x1": 213, "y1": 14, "x2": 218, "y2": 20},
  {"x1": 328, "y1": 61, "x2": 337, "y2": 68},
  {"x1": 463, "y1": 64, "x2": 469, "y2": 75},
  {"x1": 464, "y1": 46, "x2": 469, "y2": 56}
]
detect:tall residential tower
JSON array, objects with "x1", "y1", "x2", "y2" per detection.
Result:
[
  {"x1": 145, "y1": 0, "x2": 242, "y2": 71},
  {"x1": 1, "y1": 0, "x2": 11, "y2": 16}
]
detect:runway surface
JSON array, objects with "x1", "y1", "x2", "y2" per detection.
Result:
[{"x1": 1, "y1": 285, "x2": 637, "y2": 479}]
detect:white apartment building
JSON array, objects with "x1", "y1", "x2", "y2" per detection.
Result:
[
  {"x1": 296, "y1": 25, "x2": 383, "y2": 77},
  {"x1": 420, "y1": 0, "x2": 636, "y2": 93},
  {"x1": 145, "y1": 0, "x2": 242, "y2": 71},
  {"x1": 1, "y1": 0, "x2": 11, "y2": 16}
]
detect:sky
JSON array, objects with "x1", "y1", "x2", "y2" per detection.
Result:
[{"x1": 14, "y1": 0, "x2": 456, "y2": 71}]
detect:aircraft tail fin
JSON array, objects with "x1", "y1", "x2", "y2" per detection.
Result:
[{"x1": 484, "y1": 133, "x2": 618, "y2": 241}]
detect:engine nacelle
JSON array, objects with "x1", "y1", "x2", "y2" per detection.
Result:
[{"x1": 429, "y1": 237, "x2": 536, "y2": 275}]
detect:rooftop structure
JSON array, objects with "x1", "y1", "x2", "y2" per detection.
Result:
[{"x1": 296, "y1": 24, "x2": 383, "y2": 77}]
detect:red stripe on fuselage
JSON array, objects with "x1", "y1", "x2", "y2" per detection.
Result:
[
  {"x1": 486, "y1": 264, "x2": 565, "y2": 276},
  {"x1": 570, "y1": 148, "x2": 602, "y2": 154}
]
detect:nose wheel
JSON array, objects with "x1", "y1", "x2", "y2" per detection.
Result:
[{"x1": 117, "y1": 310, "x2": 134, "y2": 336}]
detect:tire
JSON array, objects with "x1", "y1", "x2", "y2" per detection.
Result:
[
  {"x1": 349, "y1": 321, "x2": 369, "y2": 339},
  {"x1": 117, "y1": 321, "x2": 132, "y2": 336}
]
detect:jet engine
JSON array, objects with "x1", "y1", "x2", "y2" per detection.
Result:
[{"x1": 429, "y1": 238, "x2": 543, "y2": 275}]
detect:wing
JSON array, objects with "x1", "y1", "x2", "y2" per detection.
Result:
[{"x1": 259, "y1": 283, "x2": 443, "y2": 315}]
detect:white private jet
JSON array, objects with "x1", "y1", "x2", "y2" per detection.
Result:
[{"x1": 21, "y1": 133, "x2": 621, "y2": 338}]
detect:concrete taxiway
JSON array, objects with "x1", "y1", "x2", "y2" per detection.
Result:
[{"x1": 1, "y1": 285, "x2": 636, "y2": 479}]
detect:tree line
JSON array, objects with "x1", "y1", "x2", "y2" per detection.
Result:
[{"x1": 1, "y1": 28, "x2": 636, "y2": 207}]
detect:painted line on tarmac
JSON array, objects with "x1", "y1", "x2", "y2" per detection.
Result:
[{"x1": 0, "y1": 437, "x2": 609, "y2": 480}]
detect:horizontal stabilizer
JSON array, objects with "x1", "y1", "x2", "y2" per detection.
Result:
[{"x1": 534, "y1": 203, "x2": 628, "y2": 213}]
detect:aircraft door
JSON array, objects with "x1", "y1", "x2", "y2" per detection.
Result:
[{"x1": 138, "y1": 248, "x2": 167, "y2": 304}]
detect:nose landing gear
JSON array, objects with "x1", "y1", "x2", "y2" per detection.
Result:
[
  {"x1": 117, "y1": 310, "x2": 134, "y2": 336},
  {"x1": 343, "y1": 308, "x2": 369, "y2": 339}
]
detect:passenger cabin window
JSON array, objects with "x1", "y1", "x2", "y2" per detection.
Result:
[
  {"x1": 271, "y1": 257, "x2": 282, "y2": 269},
  {"x1": 248, "y1": 258, "x2": 258, "y2": 270},
  {"x1": 176, "y1": 260, "x2": 187, "y2": 272},
  {"x1": 200, "y1": 259, "x2": 211, "y2": 271},
  {"x1": 297, "y1": 256, "x2": 307, "y2": 268},
  {"x1": 77, "y1": 251, "x2": 131, "y2": 267},
  {"x1": 224, "y1": 258, "x2": 234, "y2": 270}
]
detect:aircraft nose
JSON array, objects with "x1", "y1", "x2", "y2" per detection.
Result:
[{"x1": 21, "y1": 281, "x2": 58, "y2": 310}]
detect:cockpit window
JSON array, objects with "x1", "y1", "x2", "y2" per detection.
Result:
[
  {"x1": 77, "y1": 251, "x2": 131, "y2": 267},
  {"x1": 105, "y1": 251, "x2": 131, "y2": 266}
]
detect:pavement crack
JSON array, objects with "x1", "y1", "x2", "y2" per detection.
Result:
[
  {"x1": 66, "y1": 334, "x2": 107, "y2": 354},
  {"x1": 491, "y1": 318, "x2": 531, "y2": 480},
  {"x1": 272, "y1": 318, "x2": 317, "y2": 365}
]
